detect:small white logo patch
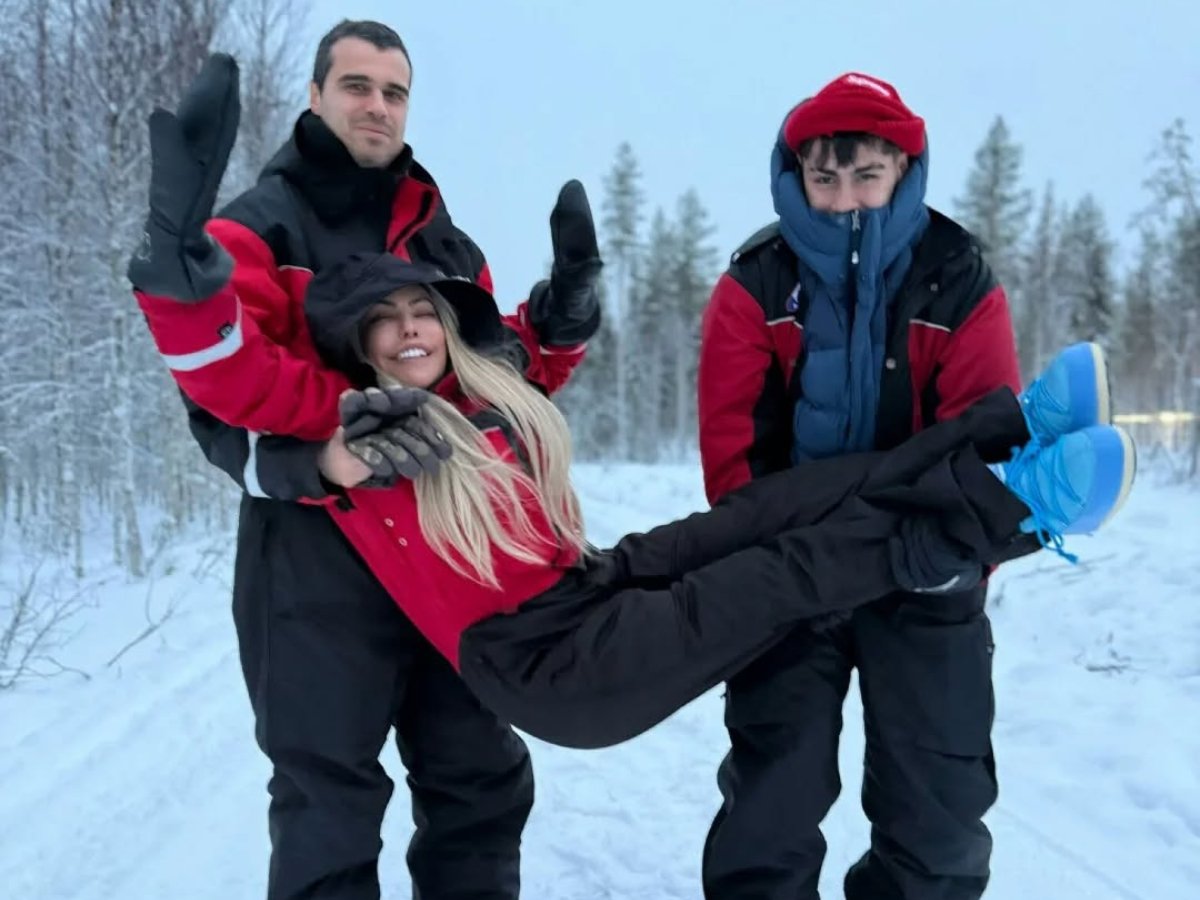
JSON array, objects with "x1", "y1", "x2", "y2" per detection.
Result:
[{"x1": 844, "y1": 74, "x2": 892, "y2": 98}]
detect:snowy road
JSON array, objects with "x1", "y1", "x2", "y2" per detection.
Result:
[{"x1": 2, "y1": 465, "x2": 1196, "y2": 898}]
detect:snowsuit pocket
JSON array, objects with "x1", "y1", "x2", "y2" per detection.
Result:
[{"x1": 856, "y1": 595, "x2": 996, "y2": 757}]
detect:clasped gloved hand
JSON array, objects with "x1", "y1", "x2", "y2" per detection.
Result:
[
  {"x1": 890, "y1": 516, "x2": 984, "y2": 595},
  {"x1": 808, "y1": 516, "x2": 983, "y2": 635},
  {"x1": 339, "y1": 387, "x2": 453, "y2": 486}
]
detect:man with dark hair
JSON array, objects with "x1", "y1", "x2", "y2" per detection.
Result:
[
  {"x1": 697, "y1": 72, "x2": 1025, "y2": 899},
  {"x1": 127, "y1": 19, "x2": 601, "y2": 900},
  {"x1": 312, "y1": 19, "x2": 412, "y2": 88}
]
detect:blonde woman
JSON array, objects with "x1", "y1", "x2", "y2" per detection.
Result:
[{"x1": 285, "y1": 252, "x2": 1133, "y2": 749}]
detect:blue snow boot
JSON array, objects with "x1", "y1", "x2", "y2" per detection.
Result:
[
  {"x1": 1019, "y1": 342, "x2": 1111, "y2": 445},
  {"x1": 1002, "y1": 424, "x2": 1137, "y2": 562}
]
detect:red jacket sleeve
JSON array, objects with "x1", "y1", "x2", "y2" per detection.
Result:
[
  {"x1": 698, "y1": 273, "x2": 776, "y2": 504},
  {"x1": 503, "y1": 302, "x2": 587, "y2": 396},
  {"x1": 475, "y1": 258, "x2": 587, "y2": 395},
  {"x1": 934, "y1": 285, "x2": 1022, "y2": 423},
  {"x1": 133, "y1": 219, "x2": 350, "y2": 441}
]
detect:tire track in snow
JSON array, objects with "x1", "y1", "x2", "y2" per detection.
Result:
[
  {"x1": 0, "y1": 619, "x2": 262, "y2": 900},
  {"x1": 990, "y1": 805, "x2": 1145, "y2": 900}
]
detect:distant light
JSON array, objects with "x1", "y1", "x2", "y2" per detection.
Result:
[{"x1": 1113, "y1": 412, "x2": 1198, "y2": 424}]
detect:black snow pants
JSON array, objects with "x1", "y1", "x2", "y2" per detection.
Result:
[
  {"x1": 701, "y1": 394, "x2": 1035, "y2": 900},
  {"x1": 458, "y1": 387, "x2": 1037, "y2": 755},
  {"x1": 232, "y1": 498, "x2": 533, "y2": 900}
]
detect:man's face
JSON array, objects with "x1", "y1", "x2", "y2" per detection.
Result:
[
  {"x1": 799, "y1": 143, "x2": 909, "y2": 214},
  {"x1": 309, "y1": 37, "x2": 411, "y2": 168}
]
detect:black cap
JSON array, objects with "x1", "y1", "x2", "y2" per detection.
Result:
[{"x1": 304, "y1": 253, "x2": 507, "y2": 381}]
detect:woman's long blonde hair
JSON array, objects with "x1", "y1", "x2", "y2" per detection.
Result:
[{"x1": 376, "y1": 290, "x2": 589, "y2": 588}]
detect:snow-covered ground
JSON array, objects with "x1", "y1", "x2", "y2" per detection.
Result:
[{"x1": 1, "y1": 463, "x2": 1197, "y2": 899}]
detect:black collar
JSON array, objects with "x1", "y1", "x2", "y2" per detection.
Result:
[{"x1": 260, "y1": 111, "x2": 414, "y2": 225}]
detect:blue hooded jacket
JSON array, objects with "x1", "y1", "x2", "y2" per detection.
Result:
[{"x1": 770, "y1": 124, "x2": 930, "y2": 461}]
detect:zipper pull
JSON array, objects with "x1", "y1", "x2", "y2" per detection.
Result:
[{"x1": 850, "y1": 209, "x2": 862, "y2": 266}]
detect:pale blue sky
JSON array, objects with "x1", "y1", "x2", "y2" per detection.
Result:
[{"x1": 303, "y1": 0, "x2": 1198, "y2": 309}]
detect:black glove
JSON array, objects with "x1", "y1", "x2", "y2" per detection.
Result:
[
  {"x1": 126, "y1": 53, "x2": 240, "y2": 301},
  {"x1": 889, "y1": 516, "x2": 984, "y2": 595},
  {"x1": 340, "y1": 387, "x2": 453, "y2": 486},
  {"x1": 528, "y1": 180, "x2": 603, "y2": 345},
  {"x1": 340, "y1": 386, "x2": 437, "y2": 438}
]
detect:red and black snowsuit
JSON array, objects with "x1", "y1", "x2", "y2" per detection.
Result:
[
  {"x1": 697, "y1": 208, "x2": 1022, "y2": 899},
  {"x1": 133, "y1": 112, "x2": 588, "y2": 900}
]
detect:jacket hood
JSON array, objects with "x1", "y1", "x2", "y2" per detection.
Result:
[{"x1": 305, "y1": 252, "x2": 507, "y2": 384}]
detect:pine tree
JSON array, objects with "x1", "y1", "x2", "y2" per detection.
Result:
[
  {"x1": 666, "y1": 189, "x2": 718, "y2": 452},
  {"x1": 1016, "y1": 183, "x2": 1061, "y2": 382},
  {"x1": 1058, "y1": 195, "x2": 1116, "y2": 345},
  {"x1": 1113, "y1": 231, "x2": 1165, "y2": 413},
  {"x1": 1140, "y1": 119, "x2": 1199, "y2": 422},
  {"x1": 627, "y1": 209, "x2": 677, "y2": 459},
  {"x1": 599, "y1": 143, "x2": 645, "y2": 457},
  {"x1": 954, "y1": 116, "x2": 1032, "y2": 300}
]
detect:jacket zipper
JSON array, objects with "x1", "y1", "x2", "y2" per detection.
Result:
[
  {"x1": 850, "y1": 208, "x2": 862, "y2": 266},
  {"x1": 844, "y1": 209, "x2": 863, "y2": 445}
]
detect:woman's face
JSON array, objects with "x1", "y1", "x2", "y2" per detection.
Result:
[{"x1": 363, "y1": 284, "x2": 448, "y2": 388}]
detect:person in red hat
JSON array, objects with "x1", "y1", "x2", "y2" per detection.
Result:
[{"x1": 696, "y1": 72, "x2": 1022, "y2": 899}]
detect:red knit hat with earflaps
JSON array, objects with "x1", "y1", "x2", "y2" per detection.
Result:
[{"x1": 783, "y1": 72, "x2": 926, "y2": 156}]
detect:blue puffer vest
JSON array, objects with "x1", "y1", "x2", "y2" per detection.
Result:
[{"x1": 770, "y1": 130, "x2": 930, "y2": 461}]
